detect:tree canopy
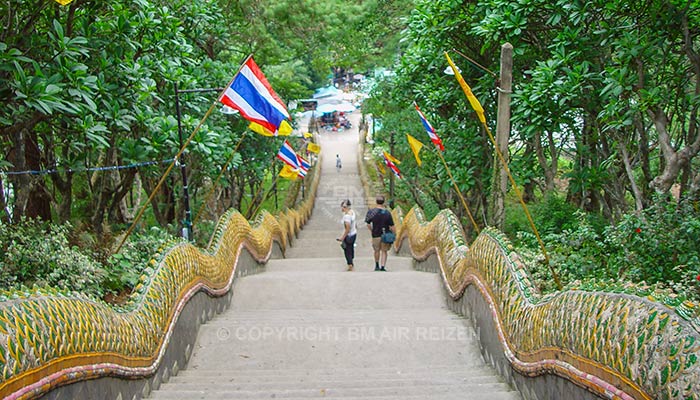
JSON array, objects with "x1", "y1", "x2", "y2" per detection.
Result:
[{"x1": 0, "y1": 0, "x2": 409, "y2": 234}]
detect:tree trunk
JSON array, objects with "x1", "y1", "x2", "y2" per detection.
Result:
[
  {"x1": 141, "y1": 174, "x2": 176, "y2": 227},
  {"x1": 9, "y1": 130, "x2": 28, "y2": 222},
  {"x1": 634, "y1": 117, "x2": 652, "y2": 204},
  {"x1": 107, "y1": 169, "x2": 137, "y2": 225},
  {"x1": 533, "y1": 130, "x2": 557, "y2": 193},
  {"x1": 9, "y1": 128, "x2": 52, "y2": 222},
  {"x1": 648, "y1": 108, "x2": 700, "y2": 193},
  {"x1": 0, "y1": 174, "x2": 9, "y2": 223},
  {"x1": 618, "y1": 140, "x2": 643, "y2": 213},
  {"x1": 50, "y1": 170, "x2": 73, "y2": 223}
]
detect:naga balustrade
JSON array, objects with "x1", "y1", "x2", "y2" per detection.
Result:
[
  {"x1": 0, "y1": 164, "x2": 320, "y2": 400},
  {"x1": 392, "y1": 205, "x2": 700, "y2": 400},
  {"x1": 1, "y1": 159, "x2": 700, "y2": 399}
]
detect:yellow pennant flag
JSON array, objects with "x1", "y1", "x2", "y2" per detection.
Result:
[
  {"x1": 54, "y1": 0, "x2": 74, "y2": 4},
  {"x1": 248, "y1": 120, "x2": 293, "y2": 137},
  {"x1": 303, "y1": 132, "x2": 313, "y2": 139},
  {"x1": 307, "y1": 142, "x2": 321, "y2": 154},
  {"x1": 383, "y1": 150, "x2": 401, "y2": 165},
  {"x1": 278, "y1": 164, "x2": 299, "y2": 180},
  {"x1": 406, "y1": 134, "x2": 424, "y2": 166},
  {"x1": 376, "y1": 160, "x2": 386, "y2": 175},
  {"x1": 444, "y1": 52, "x2": 486, "y2": 124}
]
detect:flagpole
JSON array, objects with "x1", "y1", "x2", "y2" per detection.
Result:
[
  {"x1": 245, "y1": 156, "x2": 276, "y2": 219},
  {"x1": 444, "y1": 51, "x2": 562, "y2": 290},
  {"x1": 435, "y1": 149, "x2": 480, "y2": 235},
  {"x1": 115, "y1": 100, "x2": 221, "y2": 253},
  {"x1": 192, "y1": 132, "x2": 248, "y2": 225},
  {"x1": 249, "y1": 173, "x2": 283, "y2": 219},
  {"x1": 248, "y1": 155, "x2": 285, "y2": 218},
  {"x1": 115, "y1": 56, "x2": 256, "y2": 254}
]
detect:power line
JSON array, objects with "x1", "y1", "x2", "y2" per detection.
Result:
[{"x1": 0, "y1": 158, "x2": 175, "y2": 176}]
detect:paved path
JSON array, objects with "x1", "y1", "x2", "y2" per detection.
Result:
[{"x1": 148, "y1": 105, "x2": 521, "y2": 399}]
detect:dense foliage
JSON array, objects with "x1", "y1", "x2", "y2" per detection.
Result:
[
  {"x1": 0, "y1": 0, "x2": 411, "y2": 298},
  {"x1": 362, "y1": 0, "x2": 700, "y2": 301},
  {"x1": 2, "y1": 0, "x2": 699, "y2": 304}
]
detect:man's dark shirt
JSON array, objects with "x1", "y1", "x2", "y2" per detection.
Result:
[{"x1": 365, "y1": 207, "x2": 394, "y2": 238}]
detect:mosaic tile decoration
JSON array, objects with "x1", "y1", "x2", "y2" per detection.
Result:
[
  {"x1": 0, "y1": 167, "x2": 320, "y2": 400},
  {"x1": 393, "y1": 206, "x2": 700, "y2": 400}
]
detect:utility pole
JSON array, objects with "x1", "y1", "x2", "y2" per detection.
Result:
[
  {"x1": 174, "y1": 83, "x2": 193, "y2": 240},
  {"x1": 490, "y1": 43, "x2": 513, "y2": 229},
  {"x1": 173, "y1": 84, "x2": 224, "y2": 240}
]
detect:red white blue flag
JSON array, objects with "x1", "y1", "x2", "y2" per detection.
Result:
[
  {"x1": 414, "y1": 102, "x2": 444, "y2": 151},
  {"x1": 383, "y1": 151, "x2": 402, "y2": 179},
  {"x1": 296, "y1": 155, "x2": 310, "y2": 178},
  {"x1": 219, "y1": 56, "x2": 290, "y2": 134},
  {"x1": 277, "y1": 140, "x2": 300, "y2": 170}
]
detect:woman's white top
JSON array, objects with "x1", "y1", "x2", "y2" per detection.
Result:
[{"x1": 342, "y1": 210, "x2": 357, "y2": 236}]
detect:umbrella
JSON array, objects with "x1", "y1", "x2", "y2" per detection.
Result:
[
  {"x1": 316, "y1": 103, "x2": 337, "y2": 113},
  {"x1": 312, "y1": 86, "x2": 341, "y2": 99},
  {"x1": 295, "y1": 110, "x2": 316, "y2": 119},
  {"x1": 335, "y1": 102, "x2": 356, "y2": 113}
]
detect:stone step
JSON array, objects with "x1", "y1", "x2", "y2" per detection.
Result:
[
  {"x1": 150, "y1": 393, "x2": 519, "y2": 400},
  {"x1": 148, "y1": 381, "x2": 520, "y2": 399},
  {"x1": 265, "y1": 257, "x2": 413, "y2": 272},
  {"x1": 228, "y1": 271, "x2": 445, "y2": 311},
  {"x1": 174, "y1": 364, "x2": 495, "y2": 380},
  {"x1": 165, "y1": 374, "x2": 504, "y2": 389},
  {"x1": 211, "y1": 308, "x2": 467, "y2": 322}
]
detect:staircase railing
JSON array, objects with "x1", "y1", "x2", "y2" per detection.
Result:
[
  {"x1": 0, "y1": 162, "x2": 321, "y2": 400},
  {"x1": 393, "y1": 205, "x2": 700, "y2": 400}
]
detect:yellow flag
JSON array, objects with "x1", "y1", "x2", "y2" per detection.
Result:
[
  {"x1": 248, "y1": 120, "x2": 293, "y2": 136},
  {"x1": 307, "y1": 142, "x2": 321, "y2": 154},
  {"x1": 303, "y1": 132, "x2": 313, "y2": 139},
  {"x1": 278, "y1": 164, "x2": 299, "y2": 180},
  {"x1": 383, "y1": 151, "x2": 401, "y2": 165},
  {"x1": 444, "y1": 52, "x2": 486, "y2": 124},
  {"x1": 406, "y1": 134, "x2": 424, "y2": 166},
  {"x1": 54, "y1": 0, "x2": 74, "y2": 4}
]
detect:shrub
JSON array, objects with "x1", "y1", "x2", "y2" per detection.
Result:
[
  {"x1": 104, "y1": 226, "x2": 178, "y2": 294},
  {"x1": 513, "y1": 197, "x2": 700, "y2": 304},
  {"x1": 0, "y1": 218, "x2": 105, "y2": 298}
]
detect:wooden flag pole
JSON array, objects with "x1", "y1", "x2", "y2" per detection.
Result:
[
  {"x1": 115, "y1": 100, "x2": 221, "y2": 253},
  {"x1": 245, "y1": 157, "x2": 277, "y2": 219},
  {"x1": 249, "y1": 173, "x2": 283, "y2": 219},
  {"x1": 444, "y1": 51, "x2": 562, "y2": 290},
  {"x1": 115, "y1": 55, "x2": 254, "y2": 253},
  {"x1": 192, "y1": 132, "x2": 248, "y2": 225},
  {"x1": 435, "y1": 149, "x2": 480, "y2": 235}
]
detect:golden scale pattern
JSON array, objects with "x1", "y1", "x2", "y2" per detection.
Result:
[
  {"x1": 0, "y1": 170, "x2": 320, "y2": 400},
  {"x1": 394, "y1": 206, "x2": 700, "y2": 400}
]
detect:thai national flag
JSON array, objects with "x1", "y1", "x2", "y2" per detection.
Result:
[
  {"x1": 277, "y1": 140, "x2": 300, "y2": 170},
  {"x1": 296, "y1": 155, "x2": 310, "y2": 178},
  {"x1": 219, "y1": 56, "x2": 290, "y2": 134},
  {"x1": 383, "y1": 151, "x2": 402, "y2": 179},
  {"x1": 414, "y1": 102, "x2": 445, "y2": 151}
]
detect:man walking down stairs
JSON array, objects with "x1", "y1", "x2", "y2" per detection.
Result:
[{"x1": 147, "y1": 113, "x2": 522, "y2": 399}]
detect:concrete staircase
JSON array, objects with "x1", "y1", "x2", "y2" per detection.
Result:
[{"x1": 147, "y1": 110, "x2": 521, "y2": 399}]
